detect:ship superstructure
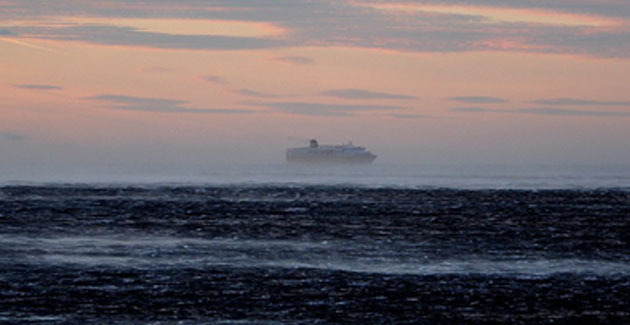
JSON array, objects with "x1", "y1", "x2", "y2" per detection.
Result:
[{"x1": 286, "y1": 139, "x2": 377, "y2": 164}]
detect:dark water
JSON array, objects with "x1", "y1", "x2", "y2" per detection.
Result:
[{"x1": 1, "y1": 185, "x2": 629, "y2": 324}]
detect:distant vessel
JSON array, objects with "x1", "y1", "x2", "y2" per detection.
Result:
[{"x1": 286, "y1": 139, "x2": 377, "y2": 164}]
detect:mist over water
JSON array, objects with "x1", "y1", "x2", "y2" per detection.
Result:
[{"x1": 1, "y1": 162, "x2": 629, "y2": 189}]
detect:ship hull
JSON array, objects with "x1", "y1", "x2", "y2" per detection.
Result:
[{"x1": 286, "y1": 153, "x2": 376, "y2": 164}]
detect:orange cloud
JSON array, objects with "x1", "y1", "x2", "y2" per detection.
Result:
[
  {"x1": 65, "y1": 17, "x2": 287, "y2": 37},
  {"x1": 359, "y1": 2, "x2": 623, "y2": 28},
  {"x1": 4, "y1": 16, "x2": 286, "y2": 38}
]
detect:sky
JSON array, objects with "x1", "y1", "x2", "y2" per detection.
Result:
[{"x1": 1, "y1": 0, "x2": 630, "y2": 177}]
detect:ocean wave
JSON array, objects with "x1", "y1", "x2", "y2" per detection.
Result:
[{"x1": 3, "y1": 234, "x2": 629, "y2": 277}]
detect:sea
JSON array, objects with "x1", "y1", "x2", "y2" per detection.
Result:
[{"x1": 1, "y1": 163, "x2": 629, "y2": 323}]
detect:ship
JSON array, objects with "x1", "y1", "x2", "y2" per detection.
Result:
[{"x1": 286, "y1": 139, "x2": 377, "y2": 164}]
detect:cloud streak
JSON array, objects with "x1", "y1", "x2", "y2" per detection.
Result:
[
  {"x1": 14, "y1": 25, "x2": 286, "y2": 51},
  {"x1": 1, "y1": 132, "x2": 29, "y2": 142},
  {"x1": 517, "y1": 108, "x2": 630, "y2": 117},
  {"x1": 2, "y1": 1, "x2": 629, "y2": 58},
  {"x1": 201, "y1": 75, "x2": 229, "y2": 86},
  {"x1": 322, "y1": 89, "x2": 417, "y2": 100},
  {"x1": 448, "y1": 96, "x2": 507, "y2": 104},
  {"x1": 451, "y1": 106, "x2": 630, "y2": 117},
  {"x1": 361, "y1": 1, "x2": 630, "y2": 19},
  {"x1": 450, "y1": 107, "x2": 488, "y2": 112},
  {"x1": 388, "y1": 113, "x2": 433, "y2": 119},
  {"x1": 272, "y1": 56, "x2": 315, "y2": 65},
  {"x1": 13, "y1": 84, "x2": 62, "y2": 90},
  {"x1": 235, "y1": 89, "x2": 279, "y2": 98},
  {"x1": 84, "y1": 94, "x2": 253, "y2": 114},
  {"x1": 530, "y1": 98, "x2": 630, "y2": 106},
  {"x1": 250, "y1": 101, "x2": 404, "y2": 116}
]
